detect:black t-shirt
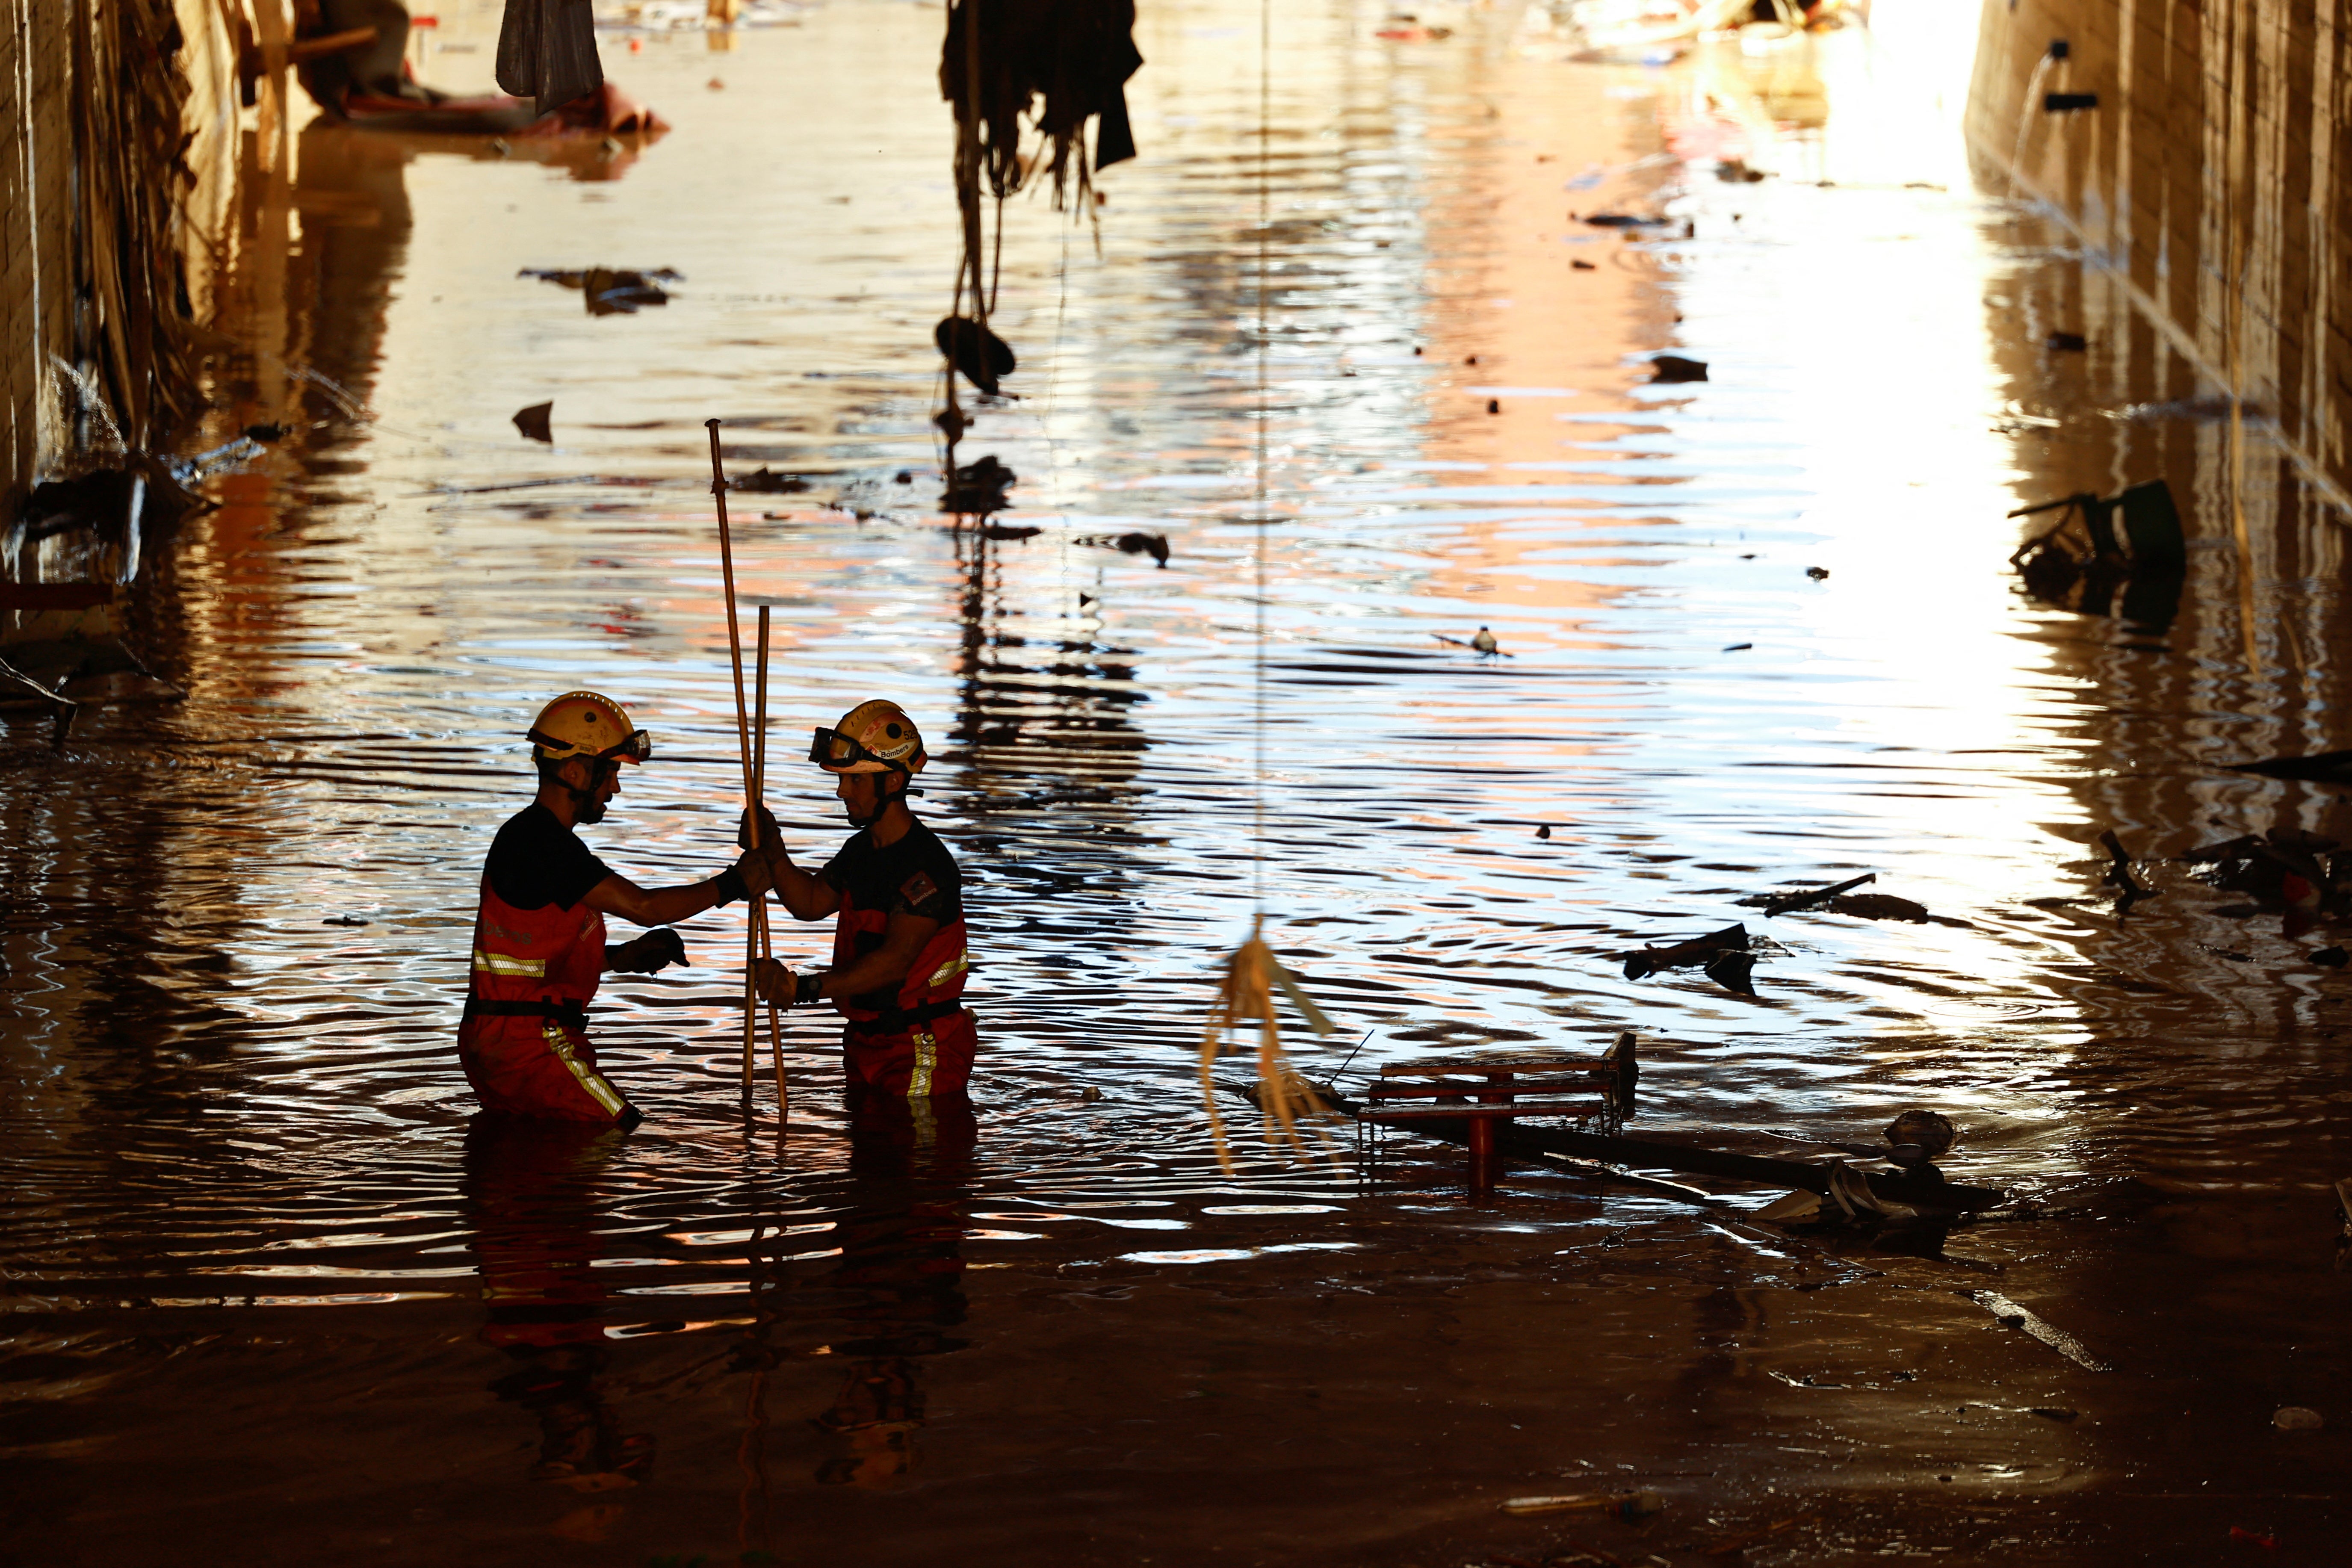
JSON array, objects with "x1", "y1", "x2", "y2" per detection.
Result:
[
  {"x1": 821, "y1": 818, "x2": 963, "y2": 925},
  {"x1": 485, "y1": 803, "x2": 613, "y2": 912}
]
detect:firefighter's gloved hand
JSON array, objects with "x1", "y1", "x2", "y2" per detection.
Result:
[
  {"x1": 738, "y1": 803, "x2": 784, "y2": 853},
  {"x1": 752, "y1": 958, "x2": 795, "y2": 1006},
  {"x1": 732, "y1": 849, "x2": 776, "y2": 898},
  {"x1": 608, "y1": 927, "x2": 688, "y2": 974},
  {"x1": 753, "y1": 959, "x2": 825, "y2": 1007}
]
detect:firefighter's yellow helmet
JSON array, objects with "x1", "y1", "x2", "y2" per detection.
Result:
[
  {"x1": 526, "y1": 691, "x2": 652, "y2": 766},
  {"x1": 809, "y1": 700, "x2": 926, "y2": 776}
]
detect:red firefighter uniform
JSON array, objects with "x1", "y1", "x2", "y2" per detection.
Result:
[
  {"x1": 825, "y1": 818, "x2": 975, "y2": 1099},
  {"x1": 459, "y1": 864, "x2": 632, "y2": 1122}
]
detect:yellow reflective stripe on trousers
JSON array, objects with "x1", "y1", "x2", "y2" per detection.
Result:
[
  {"x1": 473, "y1": 949, "x2": 547, "y2": 977},
  {"x1": 907, "y1": 1029, "x2": 937, "y2": 1100},
  {"x1": 926, "y1": 951, "x2": 969, "y2": 989},
  {"x1": 542, "y1": 1023, "x2": 626, "y2": 1117}
]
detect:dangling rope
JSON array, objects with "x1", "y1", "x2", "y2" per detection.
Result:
[{"x1": 1196, "y1": 0, "x2": 1338, "y2": 1173}]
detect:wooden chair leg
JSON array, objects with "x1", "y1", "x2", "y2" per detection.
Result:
[{"x1": 1466, "y1": 1117, "x2": 1495, "y2": 1202}]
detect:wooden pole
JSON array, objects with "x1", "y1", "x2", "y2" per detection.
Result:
[
  {"x1": 752, "y1": 605, "x2": 786, "y2": 1117},
  {"x1": 704, "y1": 418, "x2": 759, "y2": 1098}
]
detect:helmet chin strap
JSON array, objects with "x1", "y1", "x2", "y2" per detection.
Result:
[{"x1": 844, "y1": 772, "x2": 911, "y2": 828}]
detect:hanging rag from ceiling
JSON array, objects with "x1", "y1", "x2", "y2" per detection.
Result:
[{"x1": 496, "y1": 0, "x2": 603, "y2": 117}]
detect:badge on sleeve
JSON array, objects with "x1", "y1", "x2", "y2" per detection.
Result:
[{"x1": 900, "y1": 870, "x2": 940, "y2": 910}]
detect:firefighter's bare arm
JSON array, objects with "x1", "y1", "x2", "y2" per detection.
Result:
[
  {"x1": 754, "y1": 909, "x2": 938, "y2": 1005},
  {"x1": 583, "y1": 851, "x2": 772, "y2": 927},
  {"x1": 739, "y1": 805, "x2": 842, "y2": 921}
]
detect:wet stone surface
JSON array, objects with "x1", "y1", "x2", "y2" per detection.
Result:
[{"x1": 5, "y1": 1, "x2": 2352, "y2": 1562}]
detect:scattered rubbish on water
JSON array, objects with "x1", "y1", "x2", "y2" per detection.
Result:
[
  {"x1": 1717, "y1": 157, "x2": 1769, "y2": 182},
  {"x1": 1081, "y1": 1085, "x2": 1103, "y2": 1102},
  {"x1": 728, "y1": 467, "x2": 812, "y2": 494},
  {"x1": 1500, "y1": 1489, "x2": 1664, "y2": 1519},
  {"x1": 1650, "y1": 354, "x2": 1708, "y2": 383},
  {"x1": 1070, "y1": 530, "x2": 1170, "y2": 566},
  {"x1": 244, "y1": 422, "x2": 287, "y2": 443},
  {"x1": 1583, "y1": 213, "x2": 1668, "y2": 228},
  {"x1": 1721, "y1": 642, "x2": 1752, "y2": 651},
  {"x1": 519, "y1": 266, "x2": 681, "y2": 315},
  {"x1": 322, "y1": 915, "x2": 369, "y2": 927},
  {"x1": 1743, "y1": 872, "x2": 1874, "y2": 915},
  {"x1": 2272, "y1": 1406, "x2": 2323, "y2": 1431},
  {"x1": 1487, "y1": 398, "x2": 1501, "y2": 414},
  {"x1": 1886, "y1": 1108, "x2": 1956, "y2": 1164},
  {"x1": 1434, "y1": 628, "x2": 1507, "y2": 656},
  {"x1": 2229, "y1": 1526, "x2": 2279, "y2": 1550},
  {"x1": 512, "y1": 401, "x2": 553, "y2": 442},
  {"x1": 2029, "y1": 1406, "x2": 2079, "y2": 1421},
  {"x1": 2100, "y1": 829, "x2": 2155, "y2": 909},
  {"x1": 1964, "y1": 1290, "x2": 2113, "y2": 1371},
  {"x1": 1805, "y1": 565, "x2": 1829, "y2": 580},
  {"x1": 2047, "y1": 331, "x2": 2088, "y2": 351},
  {"x1": 1536, "y1": 824, "x2": 1552, "y2": 839},
  {"x1": 2314, "y1": 946, "x2": 2347, "y2": 968},
  {"x1": 2179, "y1": 827, "x2": 2334, "y2": 913},
  {"x1": 935, "y1": 315, "x2": 1018, "y2": 396},
  {"x1": 1620, "y1": 922, "x2": 1758, "y2": 996},
  {"x1": 1572, "y1": 258, "x2": 1597, "y2": 269},
  {"x1": 940, "y1": 455, "x2": 1016, "y2": 514},
  {"x1": 980, "y1": 522, "x2": 1041, "y2": 542},
  {"x1": 2009, "y1": 479, "x2": 2186, "y2": 632}
]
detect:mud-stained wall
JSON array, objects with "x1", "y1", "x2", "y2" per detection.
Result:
[
  {"x1": 0, "y1": 0, "x2": 238, "y2": 515},
  {"x1": 1967, "y1": 0, "x2": 2352, "y2": 512}
]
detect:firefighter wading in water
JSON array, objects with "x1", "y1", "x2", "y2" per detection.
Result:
[
  {"x1": 460, "y1": 691, "x2": 774, "y2": 1125},
  {"x1": 747, "y1": 700, "x2": 976, "y2": 1104}
]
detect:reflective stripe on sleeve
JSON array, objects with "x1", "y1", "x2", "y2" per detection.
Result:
[
  {"x1": 926, "y1": 951, "x2": 969, "y2": 989},
  {"x1": 473, "y1": 949, "x2": 548, "y2": 977}
]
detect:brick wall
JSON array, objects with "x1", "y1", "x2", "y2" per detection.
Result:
[{"x1": 1967, "y1": 0, "x2": 2352, "y2": 510}]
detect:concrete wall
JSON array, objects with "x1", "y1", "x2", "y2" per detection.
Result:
[
  {"x1": 0, "y1": 0, "x2": 239, "y2": 518},
  {"x1": 1967, "y1": 0, "x2": 2352, "y2": 510}
]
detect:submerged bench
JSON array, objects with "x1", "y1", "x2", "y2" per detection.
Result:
[{"x1": 1360, "y1": 1033, "x2": 1638, "y2": 1202}]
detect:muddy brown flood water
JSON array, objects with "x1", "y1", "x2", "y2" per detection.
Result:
[{"x1": 6, "y1": 2, "x2": 2352, "y2": 1562}]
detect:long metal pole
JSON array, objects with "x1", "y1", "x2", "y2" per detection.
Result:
[{"x1": 704, "y1": 418, "x2": 758, "y2": 1098}]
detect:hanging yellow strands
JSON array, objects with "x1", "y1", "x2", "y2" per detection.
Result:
[{"x1": 1198, "y1": 917, "x2": 1341, "y2": 1173}]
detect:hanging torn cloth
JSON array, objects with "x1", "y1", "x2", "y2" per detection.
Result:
[
  {"x1": 496, "y1": 0, "x2": 603, "y2": 117},
  {"x1": 940, "y1": 0, "x2": 1145, "y2": 205}
]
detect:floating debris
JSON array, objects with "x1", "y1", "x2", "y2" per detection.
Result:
[
  {"x1": 2048, "y1": 330, "x2": 2089, "y2": 351},
  {"x1": 1582, "y1": 213, "x2": 1668, "y2": 228},
  {"x1": 2273, "y1": 1406, "x2": 2324, "y2": 1432},
  {"x1": 1743, "y1": 872, "x2": 1875, "y2": 915},
  {"x1": 1620, "y1": 922, "x2": 1757, "y2": 996},
  {"x1": 1434, "y1": 627, "x2": 1507, "y2": 657},
  {"x1": 728, "y1": 467, "x2": 812, "y2": 494},
  {"x1": 2101, "y1": 829, "x2": 2155, "y2": 909},
  {"x1": 2229, "y1": 747, "x2": 2352, "y2": 785},
  {"x1": 1500, "y1": 1489, "x2": 1664, "y2": 1520},
  {"x1": 940, "y1": 454, "x2": 1016, "y2": 515},
  {"x1": 934, "y1": 315, "x2": 1018, "y2": 396},
  {"x1": 1651, "y1": 354, "x2": 1708, "y2": 383},
  {"x1": 1964, "y1": 1289, "x2": 2113, "y2": 1372},
  {"x1": 2009, "y1": 479, "x2": 2186, "y2": 632},
  {"x1": 519, "y1": 266, "x2": 680, "y2": 316},
  {"x1": 512, "y1": 401, "x2": 552, "y2": 443},
  {"x1": 1806, "y1": 565, "x2": 1830, "y2": 580}
]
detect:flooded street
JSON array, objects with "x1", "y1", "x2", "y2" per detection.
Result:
[{"x1": 7, "y1": 0, "x2": 2352, "y2": 1560}]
